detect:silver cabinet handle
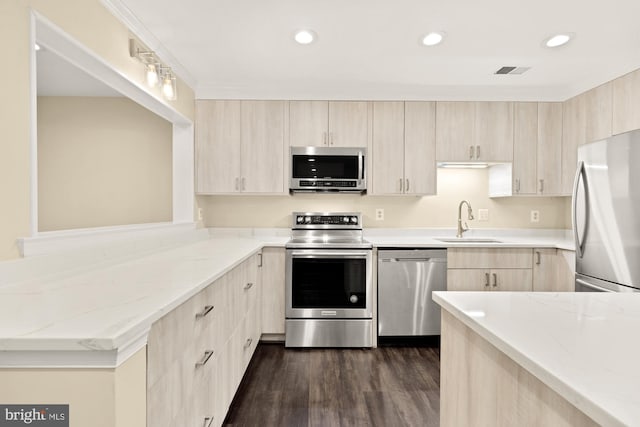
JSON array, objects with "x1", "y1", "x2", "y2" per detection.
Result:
[
  {"x1": 515, "y1": 178, "x2": 520, "y2": 193},
  {"x1": 244, "y1": 282, "x2": 254, "y2": 290},
  {"x1": 492, "y1": 273, "x2": 498, "y2": 288},
  {"x1": 203, "y1": 417, "x2": 214, "y2": 427},
  {"x1": 539, "y1": 179, "x2": 544, "y2": 193},
  {"x1": 329, "y1": 132, "x2": 334, "y2": 145},
  {"x1": 535, "y1": 251, "x2": 541, "y2": 265},
  {"x1": 195, "y1": 305, "x2": 214, "y2": 319},
  {"x1": 242, "y1": 177, "x2": 246, "y2": 191},
  {"x1": 399, "y1": 178, "x2": 403, "y2": 192},
  {"x1": 195, "y1": 350, "x2": 214, "y2": 367},
  {"x1": 406, "y1": 179, "x2": 410, "y2": 192},
  {"x1": 323, "y1": 131, "x2": 327, "y2": 145},
  {"x1": 258, "y1": 252, "x2": 263, "y2": 267},
  {"x1": 476, "y1": 145, "x2": 480, "y2": 159},
  {"x1": 469, "y1": 145, "x2": 474, "y2": 160},
  {"x1": 235, "y1": 177, "x2": 239, "y2": 191},
  {"x1": 244, "y1": 338, "x2": 253, "y2": 349},
  {"x1": 484, "y1": 272, "x2": 490, "y2": 288}
]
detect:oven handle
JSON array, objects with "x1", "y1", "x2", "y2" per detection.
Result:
[{"x1": 289, "y1": 250, "x2": 370, "y2": 258}]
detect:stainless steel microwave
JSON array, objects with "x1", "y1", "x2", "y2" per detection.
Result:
[{"x1": 290, "y1": 146, "x2": 366, "y2": 193}]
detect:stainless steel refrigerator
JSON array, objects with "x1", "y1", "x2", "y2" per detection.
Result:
[{"x1": 573, "y1": 130, "x2": 640, "y2": 292}]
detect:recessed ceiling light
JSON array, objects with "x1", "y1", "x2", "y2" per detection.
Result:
[
  {"x1": 545, "y1": 33, "x2": 573, "y2": 48},
  {"x1": 35, "y1": 43, "x2": 41, "y2": 51},
  {"x1": 294, "y1": 30, "x2": 316, "y2": 45},
  {"x1": 421, "y1": 32, "x2": 445, "y2": 46}
]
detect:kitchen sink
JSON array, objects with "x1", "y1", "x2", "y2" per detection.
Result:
[{"x1": 435, "y1": 238, "x2": 502, "y2": 243}]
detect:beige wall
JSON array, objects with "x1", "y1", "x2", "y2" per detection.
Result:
[
  {"x1": 0, "y1": 347, "x2": 146, "y2": 427},
  {"x1": 38, "y1": 97, "x2": 172, "y2": 231},
  {"x1": 199, "y1": 168, "x2": 571, "y2": 229},
  {"x1": 0, "y1": 0, "x2": 195, "y2": 260}
]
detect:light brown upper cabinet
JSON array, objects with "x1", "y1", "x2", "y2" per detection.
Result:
[
  {"x1": 561, "y1": 94, "x2": 586, "y2": 195},
  {"x1": 612, "y1": 69, "x2": 640, "y2": 135},
  {"x1": 512, "y1": 102, "x2": 538, "y2": 195},
  {"x1": 584, "y1": 82, "x2": 612, "y2": 143},
  {"x1": 474, "y1": 101, "x2": 514, "y2": 162},
  {"x1": 536, "y1": 103, "x2": 563, "y2": 195},
  {"x1": 436, "y1": 101, "x2": 513, "y2": 162},
  {"x1": 195, "y1": 100, "x2": 286, "y2": 194},
  {"x1": 436, "y1": 101, "x2": 474, "y2": 161},
  {"x1": 289, "y1": 101, "x2": 369, "y2": 147},
  {"x1": 371, "y1": 101, "x2": 436, "y2": 195}
]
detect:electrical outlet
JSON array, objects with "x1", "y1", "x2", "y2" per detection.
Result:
[
  {"x1": 375, "y1": 208, "x2": 384, "y2": 221},
  {"x1": 198, "y1": 208, "x2": 203, "y2": 221},
  {"x1": 530, "y1": 210, "x2": 540, "y2": 223},
  {"x1": 478, "y1": 209, "x2": 489, "y2": 221}
]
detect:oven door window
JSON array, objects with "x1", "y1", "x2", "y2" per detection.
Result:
[
  {"x1": 292, "y1": 155, "x2": 359, "y2": 179},
  {"x1": 292, "y1": 258, "x2": 366, "y2": 308}
]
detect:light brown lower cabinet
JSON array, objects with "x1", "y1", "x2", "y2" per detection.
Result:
[
  {"x1": 533, "y1": 248, "x2": 575, "y2": 292},
  {"x1": 441, "y1": 310, "x2": 598, "y2": 426},
  {"x1": 146, "y1": 252, "x2": 261, "y2": 427},
  {"x1": 448, "y1": 268, "x2": 533, "y2": 291}
]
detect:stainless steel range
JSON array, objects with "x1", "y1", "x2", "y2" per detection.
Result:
[{"x1": 285, "y1": 212, "x2": 373, "y2": 348}]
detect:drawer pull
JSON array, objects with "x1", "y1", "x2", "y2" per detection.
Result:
[
  {"x1": 244, "y1": 338, "x2": 253, "y2": 349},
  {"x1": 195, "y1": 305, "x2": 214, "y2": 319},
  {"x1": 203, "y1": 416, "x2": 214, "y2": 427},
  {"x1": 244, "y1": 282, "x2": 254, "y2": 290},
  {"x1": 484, "y1": 273, "x2": 490, "y2": 287},
  {"x1": 536, "y1": 251, "x2": 541, "y2": 265},
  {"x1": 476, "y1": 145, "x2": 480, "y2": 159},
  {"x1": 195, "y1": 350, "x2": 214, "y2": 367},
  {"x1": 492, "y1": 273, "x2": 498, "y2": 288}
]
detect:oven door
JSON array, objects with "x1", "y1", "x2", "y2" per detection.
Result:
[{"x1": 286, "y1": 249, "x2": 372, "y2": 319}]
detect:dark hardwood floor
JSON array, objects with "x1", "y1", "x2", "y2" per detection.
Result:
[{"x1": 224, "y1": 343, "x2": 440, "y2": 427}]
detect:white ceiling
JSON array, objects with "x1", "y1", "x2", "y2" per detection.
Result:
[
  {"x1": 37, "y1": 47, "x2": 123, "y2": 97},
  {"x1": 114, "y1": 0, "x2": 640, "y2": 101}
]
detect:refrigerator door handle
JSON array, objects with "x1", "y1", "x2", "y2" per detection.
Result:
[{"x1": 572, "y1": 161, "x2": 586, "y2": 258}]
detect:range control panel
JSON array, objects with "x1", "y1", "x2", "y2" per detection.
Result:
[{"x1": 292, "y1": 212, "x2": 361, "y2": 229}]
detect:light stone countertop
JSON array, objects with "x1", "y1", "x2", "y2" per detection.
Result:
[
  {"x1": 433, "y1": 291, "x2": 640, "y2": 427},
  {"x1": 0, "y1": 227, "x2": 570, "y2": 368}
]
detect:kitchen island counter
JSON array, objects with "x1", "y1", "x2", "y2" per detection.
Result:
[{"x1": 433, "y1": 291, "x2": 640, "y2": 427}]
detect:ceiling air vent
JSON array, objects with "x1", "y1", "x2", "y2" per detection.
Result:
[{"x1": 494, "y1": 66, "x2": 531, "y2": 75}]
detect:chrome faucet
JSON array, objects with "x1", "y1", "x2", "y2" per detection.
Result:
[{"x1": 456, "y1": 200, "x2": 474, "y2": 238}]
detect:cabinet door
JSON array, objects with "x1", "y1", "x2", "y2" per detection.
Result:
[
  {"x1": 328, "y1": 101, "x2": 369, "y2": 147},
  {"x1": 404, "y1": 101, "x2": 437, "y2": 195},
  {"x1": 289, "y1": 100, "x2": 328, "y2": 146},
  {"x1": 371, "y1": 101, "x2": 405, "y2": 194},
  {"x1": 447, "y1": 269, "x2": 491, "y2": 291},
  {"x1": 532, "y1": 249, "x2": 558, "y2": 292},
  {"x1": 195, "y1": 100, "x2": 241, "y2": 193},
  {"x1": 536, "y1": 103, "x2": 563, "y2": 195},
  {"x1": 557, "y1": 249, "x2": 576, "y2": 292},
  {"x1": 512, "y1": 102, "x2": 538, "y2": 195},
  {"x1": 612, "y1": 69, "x2": 640, "y2": 135},
  {"x1": 585, "y1": 82, "x2": 612, "y2": 143},
  {"x1": 561, "y1": 94, "x2": 585, "y2": 195},
  {"x1": 240, "y1": 100, "x2": 286, "y2": 193},
  {"x1": 493, "y1": 269, "x2": 533, "y2": 291},
  {"x1": 261, "y1": 247, "x2": 286, "y2": 335},
  {"x1": 436, "y1": 101, "x2": 475, "y2": 161},
  {"x1": 474, "y1": 101, "x2": 514, "y2": 162}
]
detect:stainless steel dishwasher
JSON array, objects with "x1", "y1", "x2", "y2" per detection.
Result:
[{"x1": 377, "y1": 249, "x2": 447, "y2": 339}]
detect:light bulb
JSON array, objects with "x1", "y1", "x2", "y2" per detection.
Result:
[
  {"x1": 162, "y1": 75, "x2": 176, "y2": 100},
  {"x1": 422, "y1": 32, "x2": 444, "y2": 46},
  {"x1": 294, "y1": 30, "x2": 316, "y2": 45},
  {"x1": 146, "y1": 63, "x2": 158, "y2": 87}
]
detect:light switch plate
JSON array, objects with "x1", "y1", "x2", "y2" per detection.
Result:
[{"x1": 478, "y1": 209, "x2": 489, "y2": 221}]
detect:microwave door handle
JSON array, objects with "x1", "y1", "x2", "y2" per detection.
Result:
[{"x1": 358, "y1": 151, "x2": 364, "y2": 180}]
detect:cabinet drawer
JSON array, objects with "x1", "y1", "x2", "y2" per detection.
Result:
[
  {"x1": 448, "y1": 248, "x2": 533, "y2": 269},
  {"x1": 448, "y1": 268, "x2": 532, "y2": 291}
]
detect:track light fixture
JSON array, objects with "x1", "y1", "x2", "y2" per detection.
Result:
[{"x1": 129, "y1": 38, "x2": 177, "y2": 101}]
